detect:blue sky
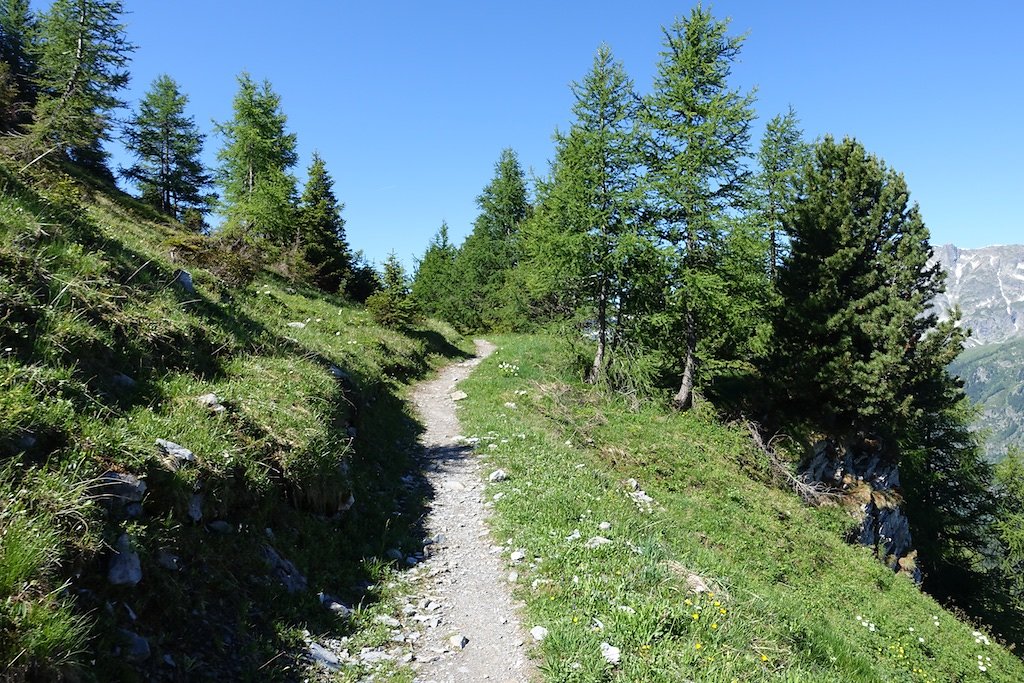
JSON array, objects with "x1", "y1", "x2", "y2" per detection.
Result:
[{"x1": 108, "y1": 1, "x2": 1023, "y2": 268}]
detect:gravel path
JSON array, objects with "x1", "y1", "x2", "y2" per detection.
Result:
[{"x1": 406, "y1": 339, "x2": 537, "y2": 683}]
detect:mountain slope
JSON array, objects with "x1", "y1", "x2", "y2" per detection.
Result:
[
  {"x1": 0, "y1": 159, "x2": 469, "y2": 681},
  {"x1": 456, "y1": 334, "x2": 1024, "y2": 682},
  {"x1": 932, "y1": 244, "x2": 1024, "y2": 458}
]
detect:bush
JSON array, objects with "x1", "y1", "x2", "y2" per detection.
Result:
[{"x1": 365, "y1": 291, "x2": 417, "y2": 329}]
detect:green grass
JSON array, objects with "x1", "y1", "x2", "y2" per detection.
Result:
[
  {"x1": 0, "y1": 158, "x2": 472, "y2": 680},
  {"x1": 457, "y1": 334, "x2": 1024, "y2": 682}
]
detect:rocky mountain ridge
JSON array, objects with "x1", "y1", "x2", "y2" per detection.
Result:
[
  {"x1": 932, "y1": 243, "x2": 1024, "y2": 345},
  {"x1": 932, "y1": 243, "x2": 1024, "y2": 459}
]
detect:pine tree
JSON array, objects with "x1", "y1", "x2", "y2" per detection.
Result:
[
  {"x1": 412, "y1": 222, "x2": 461, "y2": 323},
  {"x1": 120, "y1": 74, "x2": 213, "y2": 221},
  {"x1": 520, "y1": 45, "x2": 644, "y2": 382},
  {"x1": 452, "y1": 148, "x2": 530, "y2": 330},
  {"x1": 297, "y1": 152, "x2": 351, "y2": 293},
  {"x1": 29, "y1": 0, "x2": 133, "y2": 166},
  {"x1": 215, "y1": 72, "x2": 298, "y2": 244},
  {"x1": 643, "y1": 6, "x2": 756, "y2": 410},
  {"x1": 754, "y1": 107, "x2": 808, "y2": 278},
  {"x1": 773, "y1": 136, "x2": 954, "y2": 439}
]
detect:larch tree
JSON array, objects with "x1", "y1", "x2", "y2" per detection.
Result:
[
  {"x1": 296, "y1": 152, "x2": 351, "y2": 293},
  {"x1": 120, "y1": 74, "x2": 213, "y2": 221},
  {"x1": 642, "y1": 6, "x2": 756, "y2": 410},
  {"x1": 215, "y1": 72, "x2": 298, "y2": 245},
  {"x1": 754, "y1": 107, "x2": 808, "y2": 279},
  {"x1": 29, "y1": 0, "x2": 133, "y2": 168},
  {"x1": 520, "y1": 45, "x2": 645, "y2": 383}
]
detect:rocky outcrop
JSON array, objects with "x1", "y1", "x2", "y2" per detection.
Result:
[{"x1": 802, "y1": 438, "x2": 920, "y2": 583}]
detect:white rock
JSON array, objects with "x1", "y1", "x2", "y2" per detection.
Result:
[
  {"x1": 450, "y1": 390, "x2": 468, "y2": 401},
  {"x1": 449, "y1": 634, "x2": 469, "y2": 650},
  {"x1": 510, "y1": 550, "x2": 526, "y2": 563},
  {"x1": 530, "y1": 626, "x2": 548, "y2": 642},
  {"x1": 374, "y1": 614, "x2": 401, "y2": 628},
  {"x1": 503, "y1": 401, "x2": 517, "y2": 409},
  {"x1": 600, "y1": 642, "x2": 621, "y2": 664},
  {"x1": 286, "y1": 321, "x2": 306, "y2": 329},
  {"x1": 489, "y1": 469, "x2": 509, "y2": 483},
  {"x1": 508, "y1": 571, "x2": 519, "y2": 583},
  {"x1": 584, "y1": 536, "x2": 612, "y2": 549},
  {"x1": 599, "y1": 521, "x2": 612, "y2": 531},
  {"x1": 565, "y1": 529, "x2": 581, "y2": 541}
]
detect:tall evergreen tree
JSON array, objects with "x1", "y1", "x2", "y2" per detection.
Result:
[
  {"x1": 296, "y1": 152, "x2": 351, "y2": 293},
  {"x1": 643, "y1": 6, "x2": 756, "y2": 410},
  {"x1": 29, "y1": 0, "x2": 133, "y2": 166},
  {"x1": 120, "y1": 74, "x2": 213, "y2": 221},
  {"x1": 520, "y1": 45, "x2": 644, "y2": 382},
  {"x1": 412, "y1": 222, "x2": 461, "y2": 322},
  {"x1": 0, "y1": 0, "x2": 37, "y2": 111},
  {"x1": 452, "y1": 148, "x2": 529, "y2": 330},
  {"x1": 754, "y1": 107, "x2": 808, "y2": 279},
  {"x1": 215, "y1": 72, "x2": 298, "y2": 244},
  {"x1": 772, "y1": 136, "x2": 955, "y2": 439}
]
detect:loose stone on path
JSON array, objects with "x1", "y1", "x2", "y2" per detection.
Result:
[{"x1": 406, "y1": 340, "x2": 536, "y2": 683}]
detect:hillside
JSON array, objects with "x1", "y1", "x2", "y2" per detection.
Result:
[
  {"x1": 457, "y1": 335, "x2": 1024, "y2": 682},
  {"x1": 0, "y1": 160, "x2": 470, "y2": 681},
  {"x1": 933, "y1": 244, "x2": 1024, "y2": 458}
]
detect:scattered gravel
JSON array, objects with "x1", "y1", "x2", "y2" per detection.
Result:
[{"x1": 405, "y1": 340, "x2": 537, "y2": 683}]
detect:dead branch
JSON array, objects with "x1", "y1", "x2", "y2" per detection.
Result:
[{"x1": 745, "y1": 420, "x2": 841, "y2": 506}]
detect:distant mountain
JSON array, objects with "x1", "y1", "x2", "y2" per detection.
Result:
[
  {"x1": 932, "y1": 244, "x2": 1024, "y2": 459},
  {"x1": 931, "y1": 244, "x2": 1024, "y2": 346}
]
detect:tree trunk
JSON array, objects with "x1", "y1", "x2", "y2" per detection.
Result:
[
  {"x1": 587, "y1": 279, "x2": 608, "y2": 384},
  {"x1": 672, "y1": 314, "x2": 698, "y2": 411}
]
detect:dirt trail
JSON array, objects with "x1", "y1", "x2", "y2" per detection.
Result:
[{"x1": 406, "y1": 339, "x2": 537, "y2": 683}]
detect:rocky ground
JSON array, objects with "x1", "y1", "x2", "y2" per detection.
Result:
[{"x1": 402, "y1": 339, "x2": 536, "y2": 683}]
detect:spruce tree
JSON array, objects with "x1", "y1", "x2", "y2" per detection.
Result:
[
  {"x1": 0, "y1": 0, "x2": 36, "y2": 112},
  {"x1": 121, "y1": 74, "x2": 213, "y2": 221},
  {"x1": 297, "y1": 152, "x2": 351, "y2": 293},
  {"x1": 215, "y1": 72, "x2": 298, "y2": 244},
  {"x1": 643, "y1": 6, "x2": 756, "y2": 410},
  {"x1": 29, "y1": 0, "x2": 133, "y2": 166},
  {"x1": 366, "y1": 252, "x2": 416, "y2": 329},
  {"x1": 412, "y1": 222, "x2": 460, "y2": 323},
  {"x1": 452, "y1": 148, "x2": 529, "y2": 330}
]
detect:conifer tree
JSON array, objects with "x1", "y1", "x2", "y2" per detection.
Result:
[
  {"x1": 412, "y1": 222, "x2": 460, "y2": 322},
  {"x1": 452, "y1": 148, "x2": 529, "y2": 330},
  {"x1": 773, "y1": 136, "x2": 954, "y2": 438},
  {"x1": 121, "y1": 74, "x2": 213, "y2": 221},
  {"x1": 29, "y1": 0, "x2": 133, "y2": 166},
  {"x1": 215, "y1": 72, "x2": 298, "y2": 244},
  {"x1": 754, "y1": 107, "x2": 808, "y2": 278},
  {"x1": 366, "y1": 252, "x2": 416, "y2": 328},
  {"x1": 520, "y1": 45, "x2": 644, "y2": 382},
  {"x1": 297, "y1": 152, "x2": 351, "y2": 293},
  {"x1": 0, "y1": 0, "x2": 37, "y2": 111},
  {"x1": 643, "y1": 6, "x2": 756, "y2": 410}
]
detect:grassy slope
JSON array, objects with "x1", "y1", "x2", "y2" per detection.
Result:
[
  {"x1": 458, "y1": 335, "x2": 1022, "y2": 682},
  {"x1": 0, "y1": 161, "x2": 470, "y2": 681}
]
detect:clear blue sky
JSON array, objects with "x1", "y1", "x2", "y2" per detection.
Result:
[{"x1": 107, "y1": 1, "x2": 1023, "y2": 268}]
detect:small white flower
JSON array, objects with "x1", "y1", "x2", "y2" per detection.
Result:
[{"x1": 918, "y1": 637, "x2": 924, "y2": 643}]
